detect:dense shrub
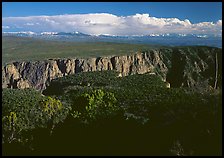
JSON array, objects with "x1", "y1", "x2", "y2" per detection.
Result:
[
  {"x1": 2, "y1": 88, "x2": 70, "y2": 144},
  {"x1": 39, "y1": 96, "x2": 70, "y2": 125},
  {"x1": 43, "y1": 70, "x2": 119, "y2": 96},
  {"x1": 71, "y1": 89, "x2": 118, "y2": 123},
  {"x1": 3, "y1": 70, "x2": 221, "y2": 155}
]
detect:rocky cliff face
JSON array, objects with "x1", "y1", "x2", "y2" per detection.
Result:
[{"x1": 2, "y1": 47, "x2": 222, "y2": 91}]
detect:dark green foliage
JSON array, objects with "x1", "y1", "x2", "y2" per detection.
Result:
[
  {"x1": 2, "y1": 88, "x2": 70, "y2": 145},
  {"x1": 2, "y1": 88, "x2": 44, "y2": 130},
  {"x1": 45, "y1": 70, "x2": 221, "y2": 155},
  {"x1": 39, "y1": 96, "x2": 71, "y2": 125},
  {"x1": 112, "y1": 72, "x2": 167, "y2": 102},
  {"x1": 71, "y1": 89, "x2": 118, "y2": 122},
  {"x1": 3, "y1": 71, "x2": 222, "y2": 156},
  {"x1": 44, "y1": 70, "x2": 167, "y2": 105},
  {"x1": 43, "y1": 70, "x2": 119, "y2": 96},
  {"x1": 57, "y1": 70, "x2": 118, "y2": 86}
]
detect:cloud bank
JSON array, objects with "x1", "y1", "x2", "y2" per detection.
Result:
[{"x1": 2, "y1": 13, "x2": 222, "y2": 36}]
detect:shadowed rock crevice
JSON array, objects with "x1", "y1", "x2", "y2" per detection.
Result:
[
  {"x1": 75, "y1": 59, "x2": 83, "y2": 73},
  {"x1": 56, "y1": 60, "x2": 67, "y2": 75},
  {"x1": 95, "y1": 57, "x2": 101, "y2": 68},
  {"x1": 110, "y1": 57, "x2": 116, "y2": 70},
  {"x1": 166, "y1": 49, "x2": 187, "y2": 88}
]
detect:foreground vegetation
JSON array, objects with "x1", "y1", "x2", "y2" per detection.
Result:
[{"x1": 2, "y1": 71, "x2": 222, "y2": 156}]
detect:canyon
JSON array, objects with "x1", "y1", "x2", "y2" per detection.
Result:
[{"x1": 2, "y1": 46, "x2": 222, "y2": 92}]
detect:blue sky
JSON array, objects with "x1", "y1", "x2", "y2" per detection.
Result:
[
  {"x1": 2, "y1": 2, "x2": 222, "y2": 36},
  {"x1": 2, "y1": 2, "x2": 222, "y2": 23}
]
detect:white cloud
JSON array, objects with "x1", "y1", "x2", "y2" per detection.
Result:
[
  {"x1": 2, "y1": 26, "x2": 10, "y2": 29},
  {"x1": 2, "y1": 13, "x2": 222, "y2": 36},
  {"x1": 25, "y1": 23, "x2": 35, "y2": 26}
]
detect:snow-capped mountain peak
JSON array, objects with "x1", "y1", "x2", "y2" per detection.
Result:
[
  {"x1": 40, "y1": 32, "x2": 58, "y2": 35},
  {"x1": 2, "y1": 31, "x2": 221, "y2": 48}
]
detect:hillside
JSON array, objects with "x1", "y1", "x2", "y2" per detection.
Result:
[
  {"x1": 2, "y1": 71, "x2": 222, "y2": 156},
  {"x1": 2, "y1": 36, "x2": 164, "y2": 65}
]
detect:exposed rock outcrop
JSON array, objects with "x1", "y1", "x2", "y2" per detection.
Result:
[{"x1": 2, "y1": 47, "x2": 222, "y2": 91}]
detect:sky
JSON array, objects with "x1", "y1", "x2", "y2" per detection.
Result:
[{"x1": 2, "y1": 2, "x2": 222, "y2": 36}]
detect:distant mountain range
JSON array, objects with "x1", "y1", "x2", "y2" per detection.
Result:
[{"x1": 2, "y1": 31, "x2": 222, "y2": 48}]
